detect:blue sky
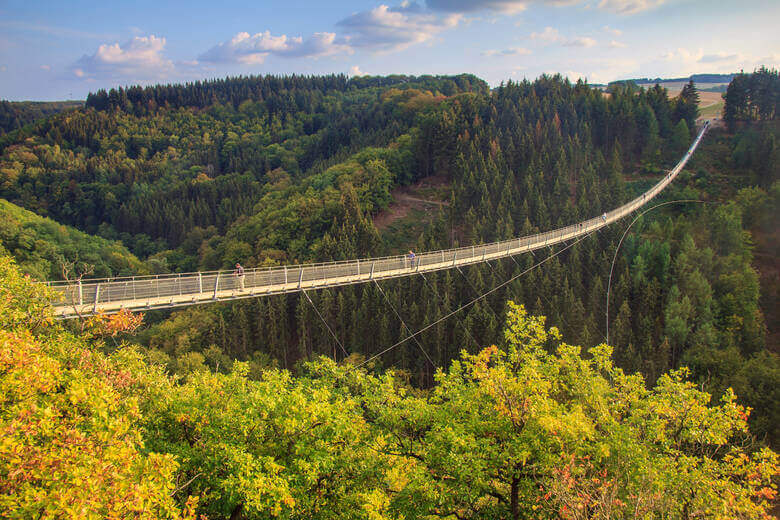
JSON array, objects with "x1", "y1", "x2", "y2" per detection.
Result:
[{"x1": 1, "y1": 0, "x2": 778, "y2": 100}]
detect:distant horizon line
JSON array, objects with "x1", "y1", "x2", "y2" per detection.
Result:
[{"x1": 4, "y1": 70, "x2": 762, "y2": 103}]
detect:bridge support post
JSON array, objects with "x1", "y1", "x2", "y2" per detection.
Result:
[
  {"x1": 284, "y1": 266, "x2": 288, "y2": 285},
  {"x1": 93, "y1": 284, "x2": 100, "y2": 314},
  {"x1": 78, "y1": 280, "x2": 83, "y2": 306},
  {"x1": 298, "y1": 268, "x2": 304, "y2": 289},
  {"x1": 198, "y1": 273, "x2": 203, "y2": 294},
  {"x1": 213, "y1": 272, "x2": 220, "y2": 299},
  {"x1": 369, "y1": 262, "x2": 375, "y2": 280},
  {"x1": 452, "y1": 251, "x2": 457, "y2": 266}
]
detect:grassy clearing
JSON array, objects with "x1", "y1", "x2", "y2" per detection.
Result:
[
  {"x1": 699, "y1": 100, "x2": 724, "y2": 120},
  {"x1": 379, "y1": 207, "x2": 441, "y2": 255}
]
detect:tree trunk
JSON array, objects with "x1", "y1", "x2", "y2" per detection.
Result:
[
  {"x1": 511, "y1": 477, "x2": 519, "y2": 520},
  {"x1": 229, "y1": 502, "x2": 244, "y2": 520}
]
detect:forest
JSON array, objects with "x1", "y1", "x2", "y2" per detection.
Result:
[
  {"x1": 0, "y1": 100, "x2": 83, "y2": 136},
  {"x1": 0, "y1": 70, "x2": 778, "y2": 518}
]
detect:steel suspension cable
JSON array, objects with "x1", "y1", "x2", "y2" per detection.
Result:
[
  {"x1": 372, "y1": 279, "x2": 436, "y2": 367},
  {"x1": 418, "y1": 271, "x2": 481, "y2": 350},
  {"x1": 302, "y1": 289, "x2": 349, "y2": 358},
  {"x1": 358, "y1": 229, "x2": 599, "y2": 369},
  {"x1": 504, "y1": 242, "x2": 583, "y2": 337},
  {"x1": 605, "y1": 199, "x2": 713, "y2": 344},
  {"x1": 456, "y1": 264, "x2": 505, "y2": 323}
]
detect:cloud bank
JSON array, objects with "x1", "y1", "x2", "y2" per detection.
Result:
[
  {"x1": 337, "y1": 4, "x2": 461, "y2": 52},
  {"x1": 427, "y1": 0, "x2": 665, "y2": 14},
  {"x1": 597, "y1": 0, "x2": 666, "y2": 15},
  {"x1": 531, "y1": 27, "x2": 596, "y2": 47},
  {"x1": 426, "y1": 0, "x2": 530, "y2": 13},
  {"x1": 482, "y1": 47, "x2": 532, "y2": 57},
  {"x1": 199, "y1": 31, "x2": 351, "y2": 64},
  {"x1": 72, "y1": 35, "x2": 173, "y2": 79}
]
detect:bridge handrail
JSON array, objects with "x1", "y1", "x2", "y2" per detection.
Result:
[{"x1": 43, "y1": 123, "x2": 708, "y2": 314}]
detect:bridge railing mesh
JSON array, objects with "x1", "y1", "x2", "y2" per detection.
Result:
[{"x1": 45, "y1": 125, "x2": 707, "y2": 312}]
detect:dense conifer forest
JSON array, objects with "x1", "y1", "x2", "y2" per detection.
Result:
[{"x1": 0, "y1": 71, "x2": 778, "y2": 518}]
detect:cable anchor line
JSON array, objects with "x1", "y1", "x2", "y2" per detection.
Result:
[
  {"x1": 418, "y1": 271, "x2": 481, "y2": 350},
  {"x1": 302, "y1": 289, "x2": 349, "y2": 359},
  {"x1": 372, "y1": 279, "x2": 435, "y2": 368},
  {"x1": 358, "y1": 229, "x2": 599, "y2": 369},
  {"x1": 604, "y1": 199, "x2": 714, "y2": 344}
]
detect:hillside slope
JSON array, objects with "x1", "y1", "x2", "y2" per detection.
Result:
[{"x1": 0, "y1": 198, "x2": 147, "y2": 280}]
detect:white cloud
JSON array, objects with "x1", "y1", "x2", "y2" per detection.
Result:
[
  {"x1": 608, "y1": 40, "x2": 627, "y2": 48},
  {"x1": 531, "y1": 26, "x2": 563, "y2": 43},
  {"x1": 662, "y1": 47, "x2": 703, "y2": 65},
  {"x1": 602, "y1": 25, "x2": 622, "y2": 36},
  {"x1": 564, "y1": 36, "x2": 597, "y2": 47},
  {"x1": 758, "y1": 54, "x2": 780, "y2": 66},
  {"x1": 482, "y1": 46, "x2": 531, "y2": 56},
  {"x1": 426, "y1": 0, "x2": 529, "y2": 14},
  {"x1": 597, "y1": 0, "x2": 666, "y2": 14},
  {"x1": 72, "y1": 35, "x2": 173, "y2": 80},
  {"x1": 699, "y1": 52, "x2": 739, "y2": 64},
  {"x1": 549, "y1": 57, "x2": 639, "y2": 84},
  {"x1": 429, "y1": 0, "x2": 663, "y2": 14},
  {"x1": 337, "y1": 4, "x2": 461, "y2": 52},
  {"x1": 40, "y1": 64, "x2": 51, "y2": 71},
  {"x1": 531, "y1": 26, "x2": 596, "y2": 47},
  {"x1": 563, "y1": 70, "x2": 587, "y2": 81},
  {"x1": 349, "y1": 65, "x2": 369, "y2": 76},
  {"x1": 199, "y1": 31, "x2": 351, "y2": 64},
  {"x1": 646, "y1": 48, "x2": 762, "y2": 77}
]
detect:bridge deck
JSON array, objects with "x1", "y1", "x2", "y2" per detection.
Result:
[{"x1": 45, "y1": 125, "x2": 708, "y2": 318}]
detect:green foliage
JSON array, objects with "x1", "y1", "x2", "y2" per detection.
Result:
[
  {"x1": 0, "y1": 99, "x2": 81, "y2": 136},
  {"x1": 142, "y1": 363, "x2": 394, "y2": 519},
  {"x1": 673, "y1": 79, "x2": 699, "y2": 131},
  {"x1": 724, "y1": 67, "x2": 779, "y2": 131},
  {"x1": 0, "y1": 198, "x2": 147, "y2": 279},
  {"x1": 0, "y1": 256, "x2": 196, "y2": 518},
  {"x1": 1, "y1": 256, "x2": 777, "y2": 518},
  {"x1": 310, "y1": 302, "x2": 779, "y2": 520},
  {"x1": 1, "y1": 75, "x2": 483, "y2": 255},
  {"x1": 2, "y1": 72, "x2": 777, "y2": 452}
]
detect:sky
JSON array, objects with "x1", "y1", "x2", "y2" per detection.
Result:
[{"x1": 1, "y1": 0, "x2": 778, "y2": 101}]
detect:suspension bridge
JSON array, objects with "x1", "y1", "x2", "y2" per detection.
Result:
[{"x1": 45, "y1": 124, "x2": 709, "y2": 318}]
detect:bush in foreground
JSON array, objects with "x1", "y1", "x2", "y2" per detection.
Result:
[{"x1": 0, "y1": 255, "x2": 776, "y2": 518}]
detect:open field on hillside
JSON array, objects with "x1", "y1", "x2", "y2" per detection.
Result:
[
  {"x1": 639, "y1": 82, "x2": 729, "y2": 95},
  {"x1": 697, "y1": 91, "x2": 724, "y2": 120},
  {"x1": 374, "y1": 176, "x2": 451, "y2": 253}
]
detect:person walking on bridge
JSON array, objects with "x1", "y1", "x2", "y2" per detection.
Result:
[
  {"x1": 408, "y1": 250, "x2": 416, "y2": 269},
  {"x1": 235, "y1": 263, "x2": 245, "y2": 289}
]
